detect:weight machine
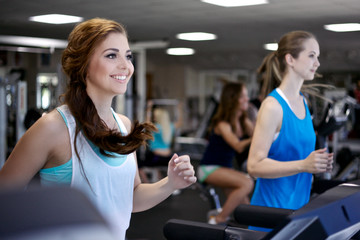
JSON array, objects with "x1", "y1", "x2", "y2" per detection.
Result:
[
  {"x1": 312, "y1": 89, "x2": 358, "y2": 181},
  {"x1": 0, "y1": 71, "x2": 27, "y2": 167},
  {"x1": 0, "y1": 77, "x2": 6, "y2": 167}
]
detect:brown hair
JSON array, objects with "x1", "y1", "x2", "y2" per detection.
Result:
[
  {"x1": 258, "y1": 31, "x2": 317, "y2": 96},
  {"x1": 210, "y1": 82, "x2": 248, "y2": 133},
  {"x1": 61, "y1": 18, "x2": 155, "y2": 161}
]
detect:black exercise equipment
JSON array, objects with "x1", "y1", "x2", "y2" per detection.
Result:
[
  {"x1": 0, "y1": 187, "x2": 115, "y2": 240},
  {"x1": 163, "y1": 219, "x2": 267, "y2": 240},
  {"x1": 312, "y1": 95, "x2": 356, "y2": 183},
  {"x1": 163, "y1": 181, "x2": 360, "y2": 240},
  {"x1": 234, "y1": 205, "x2": 294, "y2": 229},
  {"x1": 314, "y1": 98, "x2": 350, "y2": 150},
  {"x1": 195, "y1": 96, "x2": 218, "y2": 139},
  {"x1": 311, "y1": 178, "x2": 346, "y2": 195},
  {"x1": 264, "y1": 180, "x2": 360, "y2": 240}
]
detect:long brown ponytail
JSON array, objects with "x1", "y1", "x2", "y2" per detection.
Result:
[{"x1": 258, "y1": 30, "x2": 333, "y2": 101}]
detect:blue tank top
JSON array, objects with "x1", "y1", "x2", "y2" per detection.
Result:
[
  {"x1": 250, "y1": 89, "x2": 315, "y2": 211},
  {"x1": 149, "y1": 123, "x2": 175, "y2": 151},
  {"x1": 200, "y1": 131, "x2": 236, "y2": 168}
]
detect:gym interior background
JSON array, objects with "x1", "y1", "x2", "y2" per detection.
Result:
[{"x1": 1, "y1": 1, "x2": 360, "y2": 240}]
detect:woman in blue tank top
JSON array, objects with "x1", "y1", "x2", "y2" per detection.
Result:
[
  {"x1": 247, "y1": 31, "x2": 334, "y2": 232},
  {"x1": 198, "y1": 82, "x2": 255, "y2": 225},
  {"x1": 138, "y1": 100, "x2": 183, "y2": 182},
  {"x1": 145, "y1": 102, "x2": 182, "y2": 162}
]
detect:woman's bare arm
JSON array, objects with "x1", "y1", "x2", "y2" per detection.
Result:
[
  {"x1": 0, "y1": 110, "x2": 70, "y2": 189},
  {"x1": 247, "y1": 97, "x2": 333, "y2": 178}
]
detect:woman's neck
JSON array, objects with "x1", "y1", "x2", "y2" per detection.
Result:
[
  {"x1": 93, "y1": 101, "x2": 116, "y2": 129},
  {"x1": 279, "y1": 73, "x2": 304, "y2": 100},
  {"x1": 87, "y1": 88, "x2": 114, "y2": 114}
]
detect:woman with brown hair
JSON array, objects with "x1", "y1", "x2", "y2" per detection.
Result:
[
  {"x1": 0, "y1": 18, "x2": 196, "y2": 239},
  {"x1": 197, "y1": 82, "x2": 254, "y2": 225},
  {"x1": 247, "y1": 31, "x2": 333, "y2": 231}
]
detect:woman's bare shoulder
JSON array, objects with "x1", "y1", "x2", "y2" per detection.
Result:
[
  {"x1": 260, "y1": 96, "x2": 282, "y2": 113},
  {"x1": 256, "y1": 96, "x2": 283, "y2": 132},
  {"x1": 36, "y1": 109, "x2": 68, "y2": 134},
  {"x1": 215, "y1": 121, "x2": 232, "y2": 135}
]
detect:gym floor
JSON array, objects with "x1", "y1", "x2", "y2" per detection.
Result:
[{"x1": 126, "y1": 183, "x2": 218, "y2": 240}]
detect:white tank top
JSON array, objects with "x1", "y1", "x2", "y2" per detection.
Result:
[{"x1": 59, "y1": 105, "x2": 136, "y2": 240}]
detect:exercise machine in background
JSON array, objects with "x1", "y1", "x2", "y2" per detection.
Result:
[
  {"x1": 0, "y1": 77, "x2": 6, "y2": 167},
  {"x1": 0, "y1": 71, "x2": 27, "y2": 167},
  {"x1": 308, "y1": 89, "x2": 360, "y2": 196}
]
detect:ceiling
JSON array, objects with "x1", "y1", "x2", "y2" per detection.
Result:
[{"x1": 0, "y1": 0, "x2": 359, "y2": 72}]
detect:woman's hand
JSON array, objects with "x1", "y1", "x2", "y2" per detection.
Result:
[
  {"x1": 302, "y1": 148, "x2": 334, "y2": 173},
  {"x1": 167, "y1": 154, "x2": 197, "y2": 190},
  {"x1": 132, "y1": 153, "x2": 196, "y2": 212}
]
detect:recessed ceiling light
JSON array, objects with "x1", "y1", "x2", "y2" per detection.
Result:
[
  {"x1": 264, "y1": 43, "x2": 278, "y2": 51},
  {"x1": 166, "y1": 48, "x2": 195, "y2": 56},
  {"x1": 176, "y1": 32, "x2": 217, "y2": 41},
  {"x1": 29, "y1": 14, "x2": 83, "y2": 24},
  {"x1": 201, "y1": 0, "x2": 268, "y2": 7},
  {"x1": 324, "y1": 23, "x2": 360, "y2": 32},
  {"x1": 0, "y1": 35, "x2": 68, "y2": 48}
]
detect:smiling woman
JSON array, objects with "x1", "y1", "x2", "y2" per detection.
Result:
[
  {"x1": 85, "y1": 33, "x2": 134, "y2": 99},
  {"x1": 0, "y1": 18, "x2": 197, "y2": 240}
]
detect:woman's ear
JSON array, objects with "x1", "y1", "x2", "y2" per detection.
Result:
[{"x1": 285, "y1": 53, "x2": 294, "y2": 66}]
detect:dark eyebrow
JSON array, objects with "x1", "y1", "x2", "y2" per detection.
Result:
[
  {"x1": 102, "y1": 48, "x2": 132, "y2": 54},
  {"x1": 103, "y1": 48, "x2": 119, "y2": 53}
]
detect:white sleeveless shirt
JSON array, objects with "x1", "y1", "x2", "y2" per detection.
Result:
[{"x1": 58, "y1": 105, "x2": 136, "y2": 240}]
